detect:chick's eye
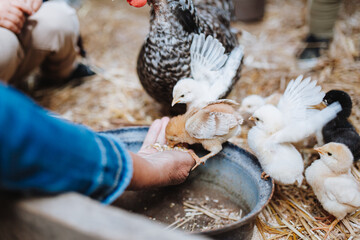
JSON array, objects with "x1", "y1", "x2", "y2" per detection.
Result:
[
  {"x1": 180, "y1": 94, "x2": 185, "y2": 98},
  {"x1": 327, "y1": 152, "x2": 332, "y2": 156},
  {"x1": 255, "y1": 117, "x2": 260, "y2": 121}
]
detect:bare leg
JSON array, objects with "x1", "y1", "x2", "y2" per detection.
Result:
[{"x1": 0, "y1": 28, "x2": 22, "y2": 82}]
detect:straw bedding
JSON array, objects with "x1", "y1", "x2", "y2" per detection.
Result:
[{"x1": 35, "y1": 0, "x2": 360, "y2": 238}]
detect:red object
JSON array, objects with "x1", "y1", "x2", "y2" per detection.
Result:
[{"x1": 127, "y1": 0, "x2": 147, "y2": 7}]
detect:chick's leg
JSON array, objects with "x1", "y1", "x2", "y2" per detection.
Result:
[
  {"x1": 191, "y1": 143, "x2": 222, "y2": 171},
  {"x1": 187, "y1": 150, "x2": 203, "y2": 171},
  {"x1": 311, "y1": 218, "x2": 339, "y2": 240},
  {"x1": 191, "y1": 152, "x2": 216, "y2": 171},
  {"x1": 314, "y1": 215, "x2": 335, "y2": 221}
]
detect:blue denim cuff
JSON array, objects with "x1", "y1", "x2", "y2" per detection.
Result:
[
  {"x1": 90, "y1": 133, "x2": 133, "y2": 204},
  {"x1": 0, "y1": 83, "x2": 133, "y2": 203}
]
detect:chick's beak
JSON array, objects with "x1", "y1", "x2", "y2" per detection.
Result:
[
  {"x1": 171, "y1": 98, "x2": 180, "y2": 107},
  {"x1": 320, "y1": 101, "x2": 327, "y2": 109},
  {"x1": 249, "y1": 116, "x2": 255, "y2": 121},
  {"x1": 312, "y1": 101, "x2": 327, "y2": 110},
  {"x1": 314, "y1": 147, "x2": 325, "y2": 155}
]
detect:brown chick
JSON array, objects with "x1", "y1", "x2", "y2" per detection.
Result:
[{"x1": 165, "y1": 99, "x2": 243, "y2": 170}]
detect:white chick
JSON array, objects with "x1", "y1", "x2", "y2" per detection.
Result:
[
  {"x1": 247, "y1": 75, "x2": 342, "y2": 186},
  {"x1": 240, "y1": 92, "x2": 282, "y2": 114},
  {"x1": 240, "y1": 89, "x2": 322, "y2": 147},
  {"x1": 172, "y1": 33, "x2": 244, "y2": 110},
  {"x1": 305, "y1": 142, "x2": 360, "y2": 237}
]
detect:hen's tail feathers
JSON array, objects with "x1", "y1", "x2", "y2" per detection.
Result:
[
  {"x1": 191, "y1": 33, "x2": 227, "y2": 71},
  {"x1": 223, "y1": 0, "x2": 234, "y2": 13},
  {"x1": 193, "y1": 0, "x2": 233, "y2": 12},
  {"x1": 176, "y1": 0, "x2": 200, "y2": 33},
  {"x1": 179, "y1": 0, "x2": 195, "y2": 14}
]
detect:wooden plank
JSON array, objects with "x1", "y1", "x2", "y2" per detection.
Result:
[{"x1": 0, "y1": 193, "x2": 208, "y2": 240}]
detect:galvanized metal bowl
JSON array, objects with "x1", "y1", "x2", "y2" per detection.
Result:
[{"x1": 104, "y1": 127, "x2": 274, "y2": 240}]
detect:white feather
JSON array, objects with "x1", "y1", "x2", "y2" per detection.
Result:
[
  {"x1": 185, "y1": 108, "x2": 240, "y2": 139},
  {"x1": 247, "y1": 76, "x2": 340, "y2": 186},
  {"x1": 248, "y1": 123, "x2": 304, "y2": 186},
  {"x1": 278, "y1": 75, "x2": 325, "y2": 123},
  {"x1": 271, "y1": 102, "x2": 342, "y2": 144},
  {"x1": 172, "y1": 33, "x2": 244, "y2": 109},
  {"x1": 324, "y1": 177, "x2": 360, "y2": 206}
]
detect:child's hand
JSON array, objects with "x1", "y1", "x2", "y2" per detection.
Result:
[{"x1": 127, "y1": 117, "x2": 195, "y2": 190}]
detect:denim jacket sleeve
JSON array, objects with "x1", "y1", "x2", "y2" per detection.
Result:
[{"x1": 0, "y1": 83, "x2": 133, "y2": 204}]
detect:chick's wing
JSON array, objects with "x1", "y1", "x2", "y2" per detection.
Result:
[
  {"x1": 324, "y1": 176, "x2": 360, "y2": 207},
  {"x1": 270, "y1": 102, "x2": 341, "y2": 144},
  {"x1": 190, "y1": 34, "x2": 227, "y2": 84},
  {"x1": 277, "y1": 75, "x2": 324, "y2": 124},
  {"x1": 185, "y1": 104, "x2": 238, "y2": 139}
]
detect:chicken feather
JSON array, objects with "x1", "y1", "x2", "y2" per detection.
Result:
[
  {"x1": 270, "y1": 102, "x2": 341, "y2": 144},
  {"x1": 191, "y1": 34, "x2": 227, "y2": 78},
  {"x1": 190, "y1": 34, "x2": 228, "y2": 84},
  {"x1": 277, "y1": 75, "x2": 325, "y2": 123},
  {"x1": 134, "y1": 0, "x2": 239, "y2": 111},
  {"x1": 324, "y1": 177, "x2": 360, "y2": 206},
  {"x1": 186, "y1": 100, "x2": 241, "y2": 139},
  {"x1": 248, "y1": 76, "x2": 341, "y2": 186},
  {"x1": 166, "y1": 99, "x2": 243, "y2": 169},
  {"x1": 172, "y1": 34, "x2": 244, "y2": 110}
]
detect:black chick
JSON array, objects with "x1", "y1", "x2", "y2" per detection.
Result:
[
  {"x1": 135, "y1": 0, "x2": 241, "y2": 113},
  {"x1": 322, "y1": 90, "x2": 360, "y2": 161}
]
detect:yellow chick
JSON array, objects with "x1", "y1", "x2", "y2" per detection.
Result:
[
  {"x1": 165, "y1": 99, "x2": 243, "y2": 170},
  {"x1": 305, "y1": 142, "x2": 360, "y2": 237}
]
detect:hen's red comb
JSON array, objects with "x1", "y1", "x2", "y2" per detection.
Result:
[{"x1": 127, "y1": 0, "x2": 147, "y2": 7}]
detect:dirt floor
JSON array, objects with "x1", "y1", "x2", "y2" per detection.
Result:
[{"x1": 35, "y1": 0, "x2": 360, "y2": 239}]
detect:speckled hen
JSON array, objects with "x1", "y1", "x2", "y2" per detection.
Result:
[{"x1": 128, "y1": 0, "x2": 240, "y2": 111}]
